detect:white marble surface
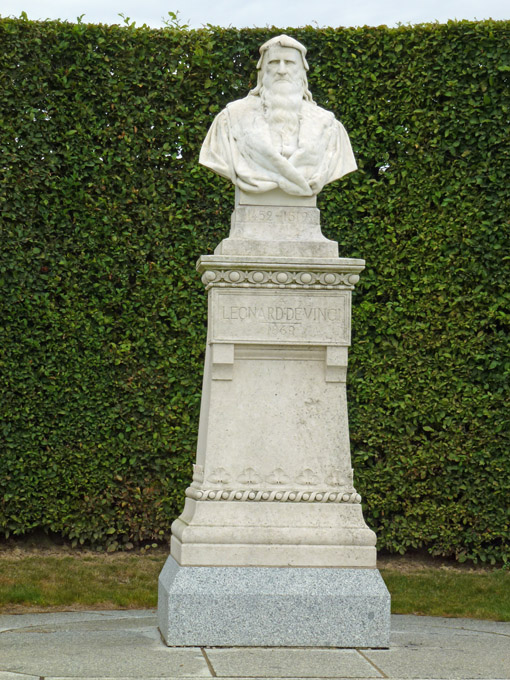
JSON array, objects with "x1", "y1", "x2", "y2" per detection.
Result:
[
  {"x1": 168, "y1": 254, "x2": 375, "y2": 568},
  {"x1": 217, "y1": 201, "x2": 338, "y2": 257},
  {"x1": 237, "y1": 186, "x2": 316, "y2": 206},
  {"x1": 200, "y1": 35, "x2": 357, "y2": 199}
]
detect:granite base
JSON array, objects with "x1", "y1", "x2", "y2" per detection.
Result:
[{"x1": 158, "y1": 556, "x2": 390, "y2": 648}]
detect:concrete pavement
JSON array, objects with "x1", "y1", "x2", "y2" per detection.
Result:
[{"x1": 0, "y1": 609, "x2": 509, "y2": 679}]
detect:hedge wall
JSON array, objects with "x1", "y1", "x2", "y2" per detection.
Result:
[{"x1": 0, "y1": 17, "x2": 509, "y2": 562}]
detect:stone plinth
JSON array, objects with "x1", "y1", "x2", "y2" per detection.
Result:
[
  {"x1": 158, "y1": 199, "x2": 390, "y2": 647},
  {"x1": 158, "y1": 556, "x2": 390, "y2": 648},
  {"x1": 216, "y1": 190, "x2": 336, "y2": 258}
]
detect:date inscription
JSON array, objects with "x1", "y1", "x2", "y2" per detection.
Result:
[{"x1": 236, "y1": 206, "x2": 318, "y2": 225}]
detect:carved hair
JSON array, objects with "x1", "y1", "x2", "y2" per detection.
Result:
[
  {"x1": 256, "y1": 35, "x2": 310, "y2": 71},
  {"x1": 250, "y1": 34, "x2": 315, "y2": 103}
]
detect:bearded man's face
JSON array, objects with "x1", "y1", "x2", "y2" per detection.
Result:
[{"x1": 261, "y1": 46, "x2": 305, "y2": 96}]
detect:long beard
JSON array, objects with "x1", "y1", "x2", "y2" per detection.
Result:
[{"x1": 261, "y1": 81, "x2": 303, "y2": 136}]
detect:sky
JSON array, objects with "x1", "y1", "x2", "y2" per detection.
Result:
[{"x1": 0, "y1": 0, "x2": 508, "y2": 29}]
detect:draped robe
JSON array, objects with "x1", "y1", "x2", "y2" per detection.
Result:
[{"x1": 199, "y1": 94, "x2": 357, "y2": 197}]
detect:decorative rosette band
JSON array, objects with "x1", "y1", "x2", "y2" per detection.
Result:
[
  {"x1": 201, "y1": 269, "x2": 360, "y2": 290},
  {"x1": 186, "y1": 487, "x2": 362, "y2": 503}
]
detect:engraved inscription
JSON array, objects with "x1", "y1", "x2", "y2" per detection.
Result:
[
  {"x1": 221, "y1": 306, "x2": 345, "y2": 322},
  {"x1": 212, "y1": 289, "x2": 350, "y2": 345},
  {"x1": 235, "y1": 206, "x2": 318, "y2": 226}
]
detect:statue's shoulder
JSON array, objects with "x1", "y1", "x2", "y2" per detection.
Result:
[
  {"x1": 225, "y1": 95, "x2": 260, "y2": 117},
  {"x1": 301, "y1": 100, "x2": 336, "y2": 124}
]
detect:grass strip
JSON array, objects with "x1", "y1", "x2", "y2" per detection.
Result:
[
  {"x1": 380, "y1": 568, "x2": 510, "y2": 621},
  {"x1": 0, "y1": 553, "x2": 165, "y2": 610},
  {"x1": 0, "y1": 551, "x2": 508, "y2": 621}
]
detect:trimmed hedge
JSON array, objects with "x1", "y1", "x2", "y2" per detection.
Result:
[{"x1": 0, "y1": 18, "x2": 509, "y2": 562}]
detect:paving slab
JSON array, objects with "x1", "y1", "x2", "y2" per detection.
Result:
[
  {"x1": 0, "y1": 611, "x2": 209, "y2": 677},
  {"x1": 0, "y1": 609, "x2": 152, "y2": 633},
  {"x1": 391, "y1": 614, "x2": 510, "y2": 635},
  {"x1": 363, "y1": 615, "x2": 510, "y2": 679},
  {"x1": 204, "y1": 647, "x2": 381, "y2": 678},
  {"x1": 0, "y1": 611, "x2": 509, "y2": 679}
]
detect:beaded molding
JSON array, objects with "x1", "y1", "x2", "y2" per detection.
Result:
[{"x1": 185, "y1": 487, "x2": 362, "y2": 504}]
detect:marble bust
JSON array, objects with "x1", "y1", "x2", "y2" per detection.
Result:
[{"x1": 199, "y1": 34, "x2": 357, "y2": 197}]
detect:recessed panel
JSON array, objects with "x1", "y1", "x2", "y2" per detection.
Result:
[{"x1": 211, "y1": 289, "x2": 350, "y2": 345}]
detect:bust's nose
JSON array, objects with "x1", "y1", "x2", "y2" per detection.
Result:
[{"x1": 276, "y1": 60, "x2": 288, "y2": 75}]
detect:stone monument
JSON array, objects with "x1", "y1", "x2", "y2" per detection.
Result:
[{"x1": 158, "y1": 34, "x2": 390, "y2": 648}]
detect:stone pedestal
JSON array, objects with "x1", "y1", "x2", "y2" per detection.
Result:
[
  {"x1": 158, "y1": 197, "x2": 390, "y2": 647},
  {"x1": 159, "y1": 556, "x2": 390, "y2": 647}
]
